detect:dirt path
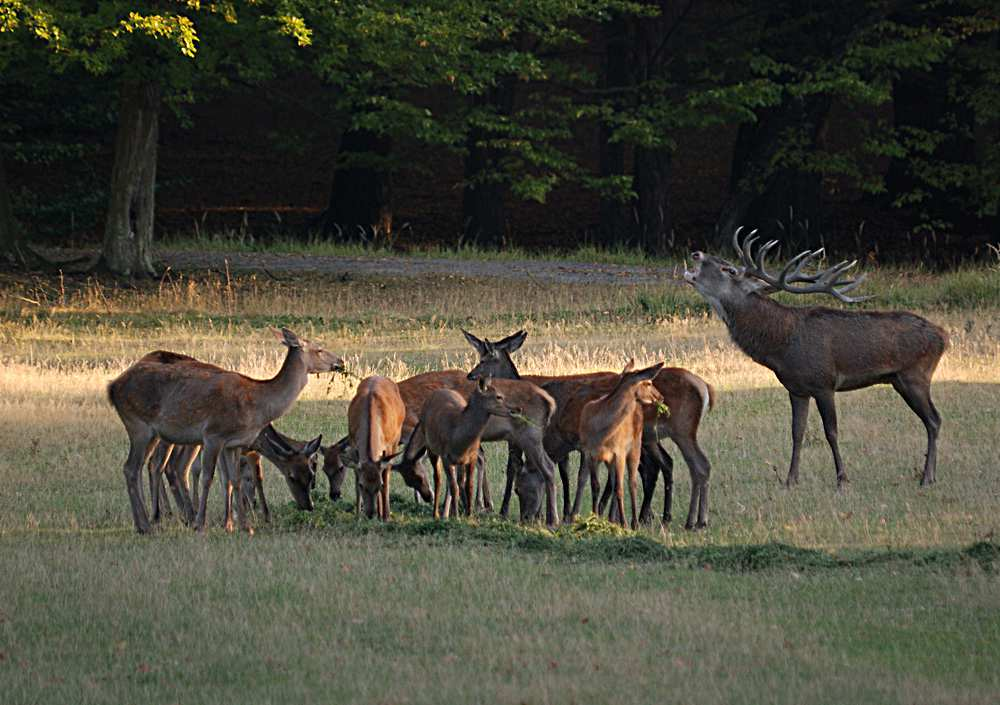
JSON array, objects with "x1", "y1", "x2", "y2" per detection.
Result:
[{"x1": 160, "y1": 249, "x2": 682, "y2": 286}]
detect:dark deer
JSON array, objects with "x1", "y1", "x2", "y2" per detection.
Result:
[
  {"x1": 462, "y1": 330, "x2": 714, "y2": 528},
  {"x1": 684, "y1": 229, "x2": 948, "y2": 488},
  {"x1": 107, "y1": 329, "x2": 343, "y2": 534}
]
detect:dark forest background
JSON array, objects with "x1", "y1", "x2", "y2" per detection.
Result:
[{"x1": 2, "y1": 1, "x2": 998, "y2": 275}]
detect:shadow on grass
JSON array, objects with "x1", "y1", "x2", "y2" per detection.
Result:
[{"x1": 274, "y1": 493, "x2": 998, "y2": 575}]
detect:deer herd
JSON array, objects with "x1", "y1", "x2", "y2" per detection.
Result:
[{"x1": 108, "y1": 231, "x2": 949, "y2": 535}]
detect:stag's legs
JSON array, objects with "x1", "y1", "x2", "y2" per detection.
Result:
[
  {"x1": 122, "y1": 425, "x2": 158, "y2": 534},
  {"x1": 194, "y1": 441, "x2": 222, "y2": 532},
  {"x1": 891, "y1": 374, "x2": 942, "y2": 486},
  {"x1": 786, "y1": 393, "x2": 810, "y2": 487},
  {"x1": 814, "y1": 392, "x2": 848, "y2": 489}
]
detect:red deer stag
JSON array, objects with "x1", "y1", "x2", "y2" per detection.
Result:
[
  {"x1": 570, "y1": 362, "x2": 665, "y2": 528},
  {"x1": 348, "y1": 376, "x2": 406, "y2": 520},
  {"x1": 463, "y1": 330, "x2": 714, "y2": 528},
  {"x1": 404, "y1": 377, "x2": 514, "y2": 519},
  {"x1": 684, "y1": 229, "x2": 947, "y2": 488},
  {"x1": 107, "y1": 329, "x2": 343, "y2": 534}
]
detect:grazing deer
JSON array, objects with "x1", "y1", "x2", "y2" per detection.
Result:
[
  {"x1": 107, "y1": 328, "x2": 343, "y2": 534},
  {"x1": 462, "y1": 329, "x2": 714, "y2": 528},
  {"x1": 152, "y1": 424, "x2": 322, "y2": 526},
  {"x1": 570, "y1": 362, "x2": 665, "y2": 528},
  {"x1": 403, "y1": 377, "x2": 514, "y2": 519},
  {"x1": 684, "y1": 229, "x2": 948, "y2": 488},
  {"x1": 348, "y1": 376, "x2": 406, "y2": 520}
]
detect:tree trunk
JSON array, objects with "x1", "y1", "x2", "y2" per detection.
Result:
[
  {"x1": 100, "y1": 80, "x2": 160, "y2": 277},
  {"x1": 462, "y1": 82, "x2": 515, "y2": 249},
  {"x1": 598, "y1": 17, "x2": 630, "y2": 246},
  {"x1": 715, "y1": 95, "x2": 830, "y2": 251},
  {"x1": 633, "y1": 145, "x2": 672, "y2": 254},
  {"x1": 322, "y1": 127, "x2": 393, "y2": 242},
  {"x1": 0, "y1": 150, "x2": 23, "y2": 264}
]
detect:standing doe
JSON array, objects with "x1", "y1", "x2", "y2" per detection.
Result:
[
  {"x1": 684, "y1": 229, "x2": 948, "y2": 488},
  {"x1": 403, "y1": 377, "x2": 513, "y2": 519},
  {"x1": 571, "y1": 362, "x2": 665, "y2": 528},
  {"x1": 107, "y1": 329, "x2": 342, "y2": 534}
]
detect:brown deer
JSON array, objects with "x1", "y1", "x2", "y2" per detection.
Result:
[
  {"x1": 684, "y1": 229, "x2": 948, "y2": 488},
  {"x1": 321, "y1": 370, "x2": 469, "y2": 505},
  {"x1": 570, "y1": 362, "x2": 665, "y2": 528},
  {"x1": 394, "y1": 374, "x2": 560, "y2": 524},
  {"x1": 107, "y1": 329, "x2": 343, "y2": 534},
  {"x1": 404, "y1": 377, "x2": 514, "y2": 519},
  {"x1": 150, "y1": 425, "x2": 323, "y2": 526},
  {"x1": 347, "y1": 376, "x2": 406, "y2": 520},
  {"x1": 462, "y1": 330, "x2": 714, "y2": 528}
]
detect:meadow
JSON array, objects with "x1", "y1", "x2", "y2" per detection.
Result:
[{"x1": 0, "y1": 256, "x2": 998, "y2": 704}]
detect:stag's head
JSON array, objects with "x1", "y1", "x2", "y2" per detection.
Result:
[
  {"x1": 261, "y1": 427, "x2": 322, "y2": 511},
  {"x1": 272, "y1": 327, "x2": 345, "y2": 374},
  {"x1": 463, "y1": 329, "x2": 527, "y2": 380},
  {"x1": 684, "y1": 227, "x2": 871, "y2": 312}
]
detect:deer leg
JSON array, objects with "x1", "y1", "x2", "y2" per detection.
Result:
[
  {"x1": 499, "y1": 447, "x2": 522, "y2": 518},
  {"x1": 787, "y1": 393, "x2": 810, "y2": 487},
  {"x1": 122, "y1": 427, "x2": 157, "y2": 534},
  {"x1": 891, "y1": 374, "x2": 941, "y2": 486},
  {"x1": 813, "y1": 392, "x2": 848, "y2": 489},
  {"x1": 194, "y1": 442, "x2": 222, "y2": 532},
  {"x1": 671, "y1": 434, "x2": 710, "y2": 530},
  {"x1": 627, "y1": 451, "x2": 640, "y2": 530},
  {"x1": 218, "y1": 448, "x2": 237, "y2": 533},
  {"x1": 380, "y1": 466, "x2": 391, "y2": 521},
  {"x1": 637, "y1": 441, "x2": 661, "y2": 524},
  {"x1": 254, "y1": 459, "x2": 270, "y2": 523},
  {"x1": 568, "y1": 454, "x2": 594, "y2": 523},
  {"x1": 446, "y1": 464, "x2": 461, "y2": 520},
  {"x1": 597, "y1": 467, "x2": 613, "y2": 517},
  {"x1": 613, "y1": 457, "x2": 627, "y2": 528},
  {"x1": 148, "y1": 441, "x2": 170, "y2": 524},
  {"x1": 164, "y1": 446, "x2": 195, "y2": 525},
  {"x1": 660, "y1": 445, "x2": 674, "y2": 524},
  {"x1": 430, "y1": 455, "x2": 443, "y2": 519},
  {"x1": 558, "y1": 456, "x2": 571, "y2": 518}
]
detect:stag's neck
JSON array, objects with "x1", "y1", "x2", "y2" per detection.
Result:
[
  {"x1": 720, "y1": 294, "x2": 798, "y2": 366},
  {"x1": 258, "y1": 346, "x2": 309, "y2": 424},
  {"x1": 450, "y1": 401, "x2": 492, "y2": 456}
]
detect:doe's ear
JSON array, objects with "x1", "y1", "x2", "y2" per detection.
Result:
[
  {"x1": 280, "y1": 327, "x2": 303, "y2": 348},
  {"x1": 496, "y1": 330, "x2": 527, "y2": 354},
  {"x1": 461, "y1": 329, "x2": 488, "y2": 356},
  {"x1": 631, "y1": 362, "x2": 664, "y2": 383},
  {"x1": 304, "y1": 435, "x2": 323, "y2": 457},
  {"x1": 621, "y1": 358, "x2": 636, "y2": 376}
]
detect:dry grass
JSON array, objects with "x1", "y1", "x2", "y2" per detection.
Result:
[{"x1": 0, "y1": 265, "x2": 998, "y2": 704}]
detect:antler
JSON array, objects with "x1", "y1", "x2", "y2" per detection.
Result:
[{"x1": 732, "y1": 227, "x2": 872, "y2": 303}]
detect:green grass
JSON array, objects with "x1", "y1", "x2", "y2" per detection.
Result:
[{"x1": 1, "y1": 263, "x2": 998, "y2": 704}]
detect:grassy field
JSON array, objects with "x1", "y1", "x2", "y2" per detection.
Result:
[{"x1": 1, "y1": 260, "x2": 998, "y2": 704}]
